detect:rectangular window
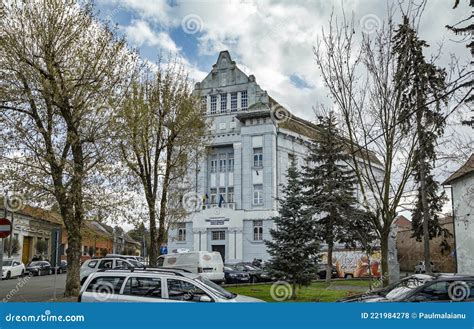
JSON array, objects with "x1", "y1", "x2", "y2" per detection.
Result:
[
  {"x1": 253, "y1": 148, "x2": 263, "y2": 167},
  {"x1": 220, "y1": 93, "x2": 227, "y2": 113},
  {"x1": 211, "y1": 231, "x2": 226, "y2": 241},
  {"x1": 219, "y1": 188, "x2": 226, "y2": 203},
  {"x1": 227, "y1": 187, "x2": 234, "y2": 203},
  {"x1": 201, "y1": 96, "x2": 207, "y2": 113},
  {"x1": 241, "y1": 90, "x2": 248, "y2": 110},
  {"x1": 231, "y1": 92, "x2": 238, "y2": 112},
  {"x1": 210, "y1": 155, "x2": 217, "y2": 173},
  {"x1": 228, "y1": 153, "x2": 234, "y2": 172},
  {"x1": 253, "y1": 220, "x2": 263, "y2": 241},
  {"x1": 210, "y1": 95, "x2": 217, "y2": 114},
  {"x1": 124, "y1": 277, "x2": 162, "y2": 298},
  {"x1": 210, "y1": 188, "x2": 217, "y2": 204},
  {"x1": 219, "y1": 154, "x2": 226, "y2": 172},
  {"x1": 288, "y1": 153, "x2": 295, "y2": 164},
  {"x1": 253, "y1": 184, "x2": 263, "y2": 205},
  {"x1": 86, "y1": 276, "x2": 125, "y2": 294},
  {"x1": 177, "y1": 223, "x2": 186, "y2": 241}
]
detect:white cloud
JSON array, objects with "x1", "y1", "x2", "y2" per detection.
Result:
[{"x1": 124, "y1": 20, "x2": 180, "y2": 53}]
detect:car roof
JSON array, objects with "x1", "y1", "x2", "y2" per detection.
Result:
[{"x1": 87, "y1": 269, "x2": 199, "y2": 280}]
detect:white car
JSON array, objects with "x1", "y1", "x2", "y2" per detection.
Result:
[
  {"x1": 415, "y1": 261, "x2": 436, "y2": 273},
  {"x1": 79, "y1": 268, "x2": 264, "y2": 303},
  {"x1": 80, "y1": 257, "x2": 144, "y2": 284},
  {"x1": 2, "y1": 259, "x2": 25, "y2": 279},
  {"x1": 157, "y1": 251, "x2": 225, "y2": 283}
]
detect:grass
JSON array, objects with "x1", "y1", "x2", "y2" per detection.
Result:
[{"x1": 226, "y1": 280, "x2": 372, "y2": 302}]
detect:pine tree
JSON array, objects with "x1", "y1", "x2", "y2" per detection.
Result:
[
  {"x1": 302, "y1": 112, "x2": 363, "y2": 282},
  {"x1": 393, "y1": 16, "x2": 450, "y2": 274},
  {"x1": 265, "y1": 160, "x2": 320, "y2": 299}
]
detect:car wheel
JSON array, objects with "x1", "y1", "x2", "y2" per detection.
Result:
[
  {"x1": 6, "y1": 272, "x2": 11, "y2": 280},
  {"x1": 21, "y1": 270, "x2": 25, "y2": 277}
]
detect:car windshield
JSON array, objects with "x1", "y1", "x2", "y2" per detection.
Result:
[
  {"x1": 224, "y1": 266, "x2": 235, "y2": 271},
  {"x1": 29, "y1": 262, "x2": 41, "y2": 266},
  {"x1": 245, "y1": 265, "x2": 259, "y2": 271},
  {"x1": 197, "y1": 276, "x2": 236, "y2": 299},
  {"x1": 2, "y1": 260, "x2": 12, "y2": 266},
  {"x1": 384, "y1": 276, "x2": 432, "y2": 300}
]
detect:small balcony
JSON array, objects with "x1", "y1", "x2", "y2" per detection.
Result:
[{"x1": 201, "y1": 203, "x2": 236, "y2": 211}]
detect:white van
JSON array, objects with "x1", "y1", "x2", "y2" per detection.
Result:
[{"x1": 157, "y1": 251, "x2": 224, "y2": 283}]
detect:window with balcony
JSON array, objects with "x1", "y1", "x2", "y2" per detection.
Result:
[
  {"x1": 227, "y1": 187, "x2": 234, "y2": 203},
  {"x1": 253, "y1": 220, "x2": 263, "y2": 241},
  {"x1": 231, "y1": 92, "x2": 238, "y2": 112},
  {"x1": 241, "y1": 90, "x2": 248, "y2": 110},
  {"x1": 210, "y1": 188, "x2": 217, "y2": 204},
  {"x1": 210, "y1": 95, "x2": 217, "y2": 114},
  {"x1": 220, "y1": 93, "x2": 227, "y2": 113},
  {"x1": 253, "y1": 184, "x2": 263, "y2": 205},
  {"x1": 253, "y1": 148, "x2": 263, "y2": 167}
]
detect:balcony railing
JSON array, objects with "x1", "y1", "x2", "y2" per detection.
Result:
[{"x1": 201, "y1": 203, "x2": 236, "y2": 210}]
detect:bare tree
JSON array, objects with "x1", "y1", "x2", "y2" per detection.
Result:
[
  {"x1": 0, "y1": 0, "x2": 136, "y2": 295},
  {"x1": 116, "y1": 58, "x2": 207, "y2": 266}
]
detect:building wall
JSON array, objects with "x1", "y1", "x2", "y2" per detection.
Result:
[
  {"x1": 396, "y1": 218, "x2": 456, "y2": 273},
  {"x1": 451, "y1": 173, "x2": 474, "y2": 274}
]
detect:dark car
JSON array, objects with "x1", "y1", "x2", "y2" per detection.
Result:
[
  {"x1": 52, "y1": 260, "x2": 67, "y2": 274},
  {"x1": 337, "y1": 274, "x2": 474, "y2": 302},
  {"x1": 233, "y1": 263, "x2": 273, "y2": 283},
  {"x1": 316, "y1": 264, "x2": 339, "y2": 279},
  {"x1": 224, "y1": 265, "x2": 250, "y2": 284},
  {"x1": 26, "y1": 261, "x2": 51, "y2": 276}
]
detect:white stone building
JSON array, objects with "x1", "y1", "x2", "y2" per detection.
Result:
[
  {"x1": 443, "y1": 154, "x2": 474, "y2": 274},
  {"x1": 167, "y1": 51, "x2": 383, "y2": 263}
]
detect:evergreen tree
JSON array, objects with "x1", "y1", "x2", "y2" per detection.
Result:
[
  {"x1": 393, "y1": 16, "x2": 450, "y2": 274},
  {"x1": 265, "y1": 160, "x2": 320, "y2": 299},
  {"x1": 302, "y1": 112, "x2": 363, "y2": 282}
]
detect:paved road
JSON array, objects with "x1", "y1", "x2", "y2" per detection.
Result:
[{"x1": 0, "y1": 273, "x2": 66, "y2": 302}]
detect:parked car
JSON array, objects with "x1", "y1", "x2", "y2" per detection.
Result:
[
  {"x1": 2, "y1": 259, "x2": 25, "y2": 279},
  {"x1": 26, "y1": 261, "x2": 51, "y2": 276},
  {"x1": 224, "y1": 265, "x2": 250, "y2": 284},
  {"x1": 79, "y1": 268, "x2": 264, "y2": 303},
  {"x1": 52, "y1": 260, "x2": 68, "y2": 274},
  {"x1": 80, "y1": 257, "x2": 141, "y2": 285},
  {"x1": 316, "y1": 264, "x2": 339, "y2": 280},
  {"x1": 415, "y1": 261, "x2": 436, "y2": 273},
  {"x1": 232, "y1": 263, "x2": 272, "y2": 283},
  {"x1": 337, "y1": 274, "x2": 474, "y2": 302},
  {"x1": 157, "y1": 251, "x2": 224, "y2": 283}
]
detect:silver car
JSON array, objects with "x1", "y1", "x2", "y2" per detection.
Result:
[
  {"x1": 80, "y1": 257, "x2": 144, "y2": 285},
  {"x1": 78, "y1": 268, "x2": 264, "y2": 303}
]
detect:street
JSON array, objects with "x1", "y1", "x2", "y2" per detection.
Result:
[{"x1": 0, "y1": 273, "x2": 66, "y2": 302}]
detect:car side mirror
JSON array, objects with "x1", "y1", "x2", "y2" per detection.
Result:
[{"x1": 199, "y1": 295, "x2": 212, "y2": 302}]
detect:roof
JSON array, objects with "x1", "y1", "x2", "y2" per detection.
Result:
[
  {"x1": 443, "y1": 154, "x2": 474, "y2": 185},
  {"x1": 0, "y1": 197, "x2": 63, "y2": 226},
  {"x1": 394, "y1": 215, "x2": 411, "y2": 228}
]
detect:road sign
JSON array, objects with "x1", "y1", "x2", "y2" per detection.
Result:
[{"x1": 0, "y1": 217, "x2": 12, "y2": 238}]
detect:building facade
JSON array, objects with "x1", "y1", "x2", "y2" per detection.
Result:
[
  {"x1": 167, "y1": 51, "x2": 382, "y2": 264},
  {"x1": 443, "y1": 154, "x2": 474, "y2": 274}
]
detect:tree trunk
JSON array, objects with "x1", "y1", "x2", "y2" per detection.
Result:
[
  {"x1": 64, "y1": 215, "x2": 82, "y2": 297},
  {"x1": 326, "y1": 243, "x2": 333, "y2": 283},
  {"x1": 380, "y1": 230, "x2": 390, "y2": 287},
  {"x1": 148, "y1": 205, "x2": 158, "y2": 267}
]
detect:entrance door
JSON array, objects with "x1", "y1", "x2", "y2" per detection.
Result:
[
  {"x1": 22, "y1": 237, "x2": 32, "y2": 264},
  {"x1": 211, "y1": 245, "x2": 225, "y2": 263}
]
